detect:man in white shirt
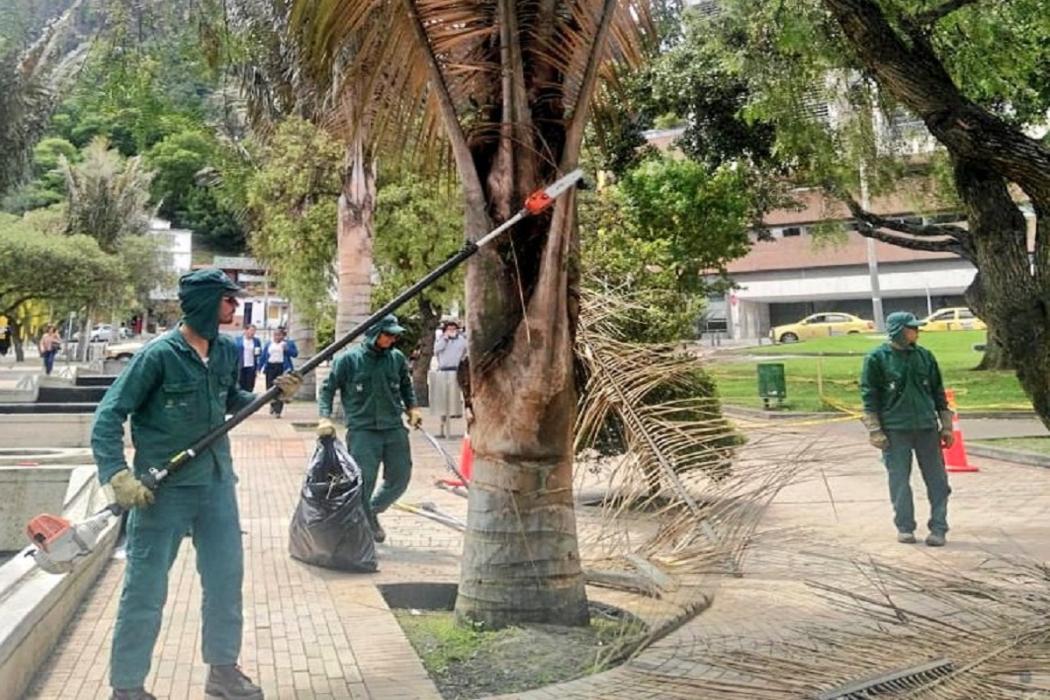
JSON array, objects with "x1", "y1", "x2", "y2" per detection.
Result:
[{"x1": 234, "y1": 325, "x2": 261, "y2": 392}]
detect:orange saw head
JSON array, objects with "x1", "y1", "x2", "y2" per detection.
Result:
[{"x1": 25, "y1": 509, "x2": 116, "y2": 575}]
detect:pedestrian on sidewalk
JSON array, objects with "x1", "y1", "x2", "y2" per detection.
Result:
[
  {"x1": 90, "y1": 268, "x2": 301, "y2": 700},
  {"x1": 261, "y1": 326, "x2": 298, "y2": 418},
  {"x1": 316, "y1": 314, "x2": 422, "y2": 543},
  {"x1": 234, "y1": 324, "x2": 261, "y2": 392},
  {"x1": 860, "y1": 311, "x2": 954, "y2": 547},
  {"x1": 39, "y1": 324, "x2": 61, "y2": 375},
  {"x1": 430, "y1": 319, "x2": 468, "y2": 437}
]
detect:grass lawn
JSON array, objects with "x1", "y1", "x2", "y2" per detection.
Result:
[
  {"x1": 709, "y1": 331, "x2": 1030, "y2": 413},
  {"x1": 972, "y1": 437, "x2": 1050, "y2": 456}
]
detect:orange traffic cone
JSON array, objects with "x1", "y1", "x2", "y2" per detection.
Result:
[
  {"x1": 436, "y1": 433, "x2": 473, "y2": 488},
  {"x1": 458, "y1": 433, "x2": 473, "y2": 484},
  {"x1": 942, "y1": 389, "x2": 978, "y2": 473}
]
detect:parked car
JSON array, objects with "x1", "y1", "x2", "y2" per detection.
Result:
[
  {"x1": 104, "y1": 339, "x2": 149, "y2": 361},
  {"x1": 770, "y1": 312, "x2": 874, "y2": 343},
  {"x1": 73, "y1": 324, "x2": 133, "y2": 343},
  {"x1": 920, "y1": 307, "x2": 987, "y2": 332}
]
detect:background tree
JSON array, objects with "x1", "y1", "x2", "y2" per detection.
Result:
[
  {"x1": 0, "y1": 0, "x2": 89, "y2": 197},
  {"x1": 0, "y1": 212, "x2": 124, "y2": 359},
  {"x1": 245, "y1": 117, "x2": 343, "y2": 327},
  {"x1": 580, "y1": 154, "x2": 755, "y2": 342},
  {"x1": 294, "y1": 0, "x2": 653, "y2": 628},
  {"x1": 62, "y1": 136, "x2": 154, "y2": 253},
  {"x1": 715, "y1": 0, "x2": 1050, "y2": 378},
  {"x1": 373, "y1": 171, "x2": 464, "y2": 402}
]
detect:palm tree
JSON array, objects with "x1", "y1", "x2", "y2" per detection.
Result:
[
  {"x1": 229, "y1": 0, "x2": 382, "y2": 338},
  {"x1": 292, "y1": 0, "x2": 650, "y2": 627},
  {"x1": 0, "y1": 0, "x2": 89, "y2": 197}
]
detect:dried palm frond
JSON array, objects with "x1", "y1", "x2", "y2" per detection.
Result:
[
  {"x1": 290, "y1": 0, "x2": 655, "y2": 170},
  {"x1": 572, "y1": 284, "x2": 819, "y2": 667}
]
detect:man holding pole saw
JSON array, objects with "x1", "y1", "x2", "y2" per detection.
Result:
[
  {"x1": 28, "y1": 168, "x2": 582, "y2": 699},
  {"x1": 91, "y1": 269, "x2": 301, "y2": 700}
]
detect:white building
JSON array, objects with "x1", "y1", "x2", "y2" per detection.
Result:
[{"x1": 147, "y1": 218, "x2": 193, "y2": 300}]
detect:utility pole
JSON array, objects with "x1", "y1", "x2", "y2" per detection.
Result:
[{"x1": 861, "y1": 152, "x2": 884, "y2": 331}]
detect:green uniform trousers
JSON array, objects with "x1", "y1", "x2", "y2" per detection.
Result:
[
  {"x1": 110, "y1": 476, "x2": 243, "y2": 689},
  {"x1": 883, "y1": 429, "x2": 951, "y2": 536},
  {"x1": 347, "y1": 427, "x2": 412, "y2": 515}
]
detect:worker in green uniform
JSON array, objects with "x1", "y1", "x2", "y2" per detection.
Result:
[
  {"x1": 316, "y1": 314, "x2": 422, "y2": 543},
  {"x1": 860, "y1": 311, "x2": 954, "y2": 547},
  {"x1": 92, "y1": 269, "x2": 301, "y2": 700}
]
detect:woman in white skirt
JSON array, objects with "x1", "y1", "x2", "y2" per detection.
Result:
[{"x1": 429, "y1": 320, "x2": 467, "y2": 437}]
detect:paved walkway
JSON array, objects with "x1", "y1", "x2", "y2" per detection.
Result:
[
  {"x1": 26, "y1": 403, "x2": 465, "y2": 700},
  {"x1": 23, "y1": 395, "x2": 1050, "y2": 699}
]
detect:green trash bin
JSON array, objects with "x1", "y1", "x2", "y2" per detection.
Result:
[{"x1": 757, "y1": 363, "x2": 786, "y2": 409}]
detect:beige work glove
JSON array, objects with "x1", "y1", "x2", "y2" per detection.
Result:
[
  {"x1": 407, "y1": 407, "x2": 424, "y2": 429},
  {"x1": 316, "y1": 416, "x2": 338, "y2": 438},
  {"x1": 109, "y1": 468, "x2": 155, "y2": 509},
  {"x1": 939, "y1": 410, "x2": 955, "y2": 449},
  {"x1": 273, "y1": 371, "x2": 303, "y2": 401},
  {"x1": 861, "y1": 412, "x2": 889, "y2": 451}
]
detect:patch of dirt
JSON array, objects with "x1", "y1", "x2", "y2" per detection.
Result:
[{"x1": 394, "y1": 606, "x2": 644, "y2": 699}]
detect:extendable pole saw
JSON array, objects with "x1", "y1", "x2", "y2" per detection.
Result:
[{"x1": 25, "y1": 169, "x2": 585, "y2": 574}]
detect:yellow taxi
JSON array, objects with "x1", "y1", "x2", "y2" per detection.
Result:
[
  {"x1": 770, "y1": 312, "x2": 874, "y2": 343},
  {"x1": 920, "y1": 307, "x2": 987, "y2": 332}
]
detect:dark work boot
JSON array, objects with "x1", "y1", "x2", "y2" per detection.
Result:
[
  {"x1": 369, "y1": 513, "x2": 386, "y2": 543},
  {"x1": 205, "y1": 665, "x2": 264, "y2": 699},
  {"x1": 111, "y1": 689, "x2": 156, "y2": 700}
]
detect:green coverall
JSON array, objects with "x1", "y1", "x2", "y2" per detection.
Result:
[
  {"x1": 91, "y1": 269, "x2": 255, "y2": 690},
  {"x1": 860, "y1": 313, "x2": 952, "y2": 536},
  {"x1": 318, "y1": 315, "x2": 417, "y2": 517}
]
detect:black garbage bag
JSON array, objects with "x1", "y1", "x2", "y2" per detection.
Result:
[{"x1": 288, "y1": 436, "x2": 378, "y2": 572}]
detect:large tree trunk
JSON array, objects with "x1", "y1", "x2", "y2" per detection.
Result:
[
  {"x1": 974, "y1": 322, "x2": 1013, "y2": 371},
  {"x1": 287, "y1": 303, "x2": 317, "y2": 402},
  {"x1": 411, "y1": 297, "x2": 442, "y2": 408},
  {"x1": 335, "y1": 135, "x2": 375, "y2": 338},
  {"x1": 823, "y1": 0, "x2": 1050, "y2": 427}
]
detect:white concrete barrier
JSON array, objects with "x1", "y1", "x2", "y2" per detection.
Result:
[{"x1": 0, "y1": 466, "x2": 118, "y2": 700}]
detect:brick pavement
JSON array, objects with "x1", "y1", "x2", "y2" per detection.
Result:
[
  {"x1": 25, "y1": 403, "x2": 458, "y2": 700},
  {"x1": 23, "y1": 399, "x2": 1050, "y2": 699}
]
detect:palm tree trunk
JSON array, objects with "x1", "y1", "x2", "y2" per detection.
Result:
[
  {"x1": 335, "y1": 135, "x2": 375, "y2": 337},
  {"x1": 456, "y1": 188, "x2": 589, "y2": 629},
  {"x1": 411, "y1": 296, "x2": 441, "y2": 407}
]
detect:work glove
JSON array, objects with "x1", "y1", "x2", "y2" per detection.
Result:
[
  {"x1": 861, "y1": 412, "x2": 889, "y2": 451},
  {"x1": 316, "y1": 416, "x2": 338, "y2": 438},
  {"x1": 939, "y1": 410, "x2": 955, "y2": 449},
  {"x1": 407, "y1": 407, "x2": 424, "y2": 429},
  {"x1": 274, "y1": 371, "x2": 303, "y2": 401},
  {"x1": 109, "y1": 468, "x2": 155, "y2": 509}
]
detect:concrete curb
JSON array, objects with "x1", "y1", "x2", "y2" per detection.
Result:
[
  {"x1": 0, "y1": 467, "x2": 119, "y2": 700},
  {"x1": 968, "y1": 443, "x2": 1050, "y2": 468}
]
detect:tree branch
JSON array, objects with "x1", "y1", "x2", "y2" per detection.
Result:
[
  {"x1": 400, "y1": 0, "x2": 490, "y2": 229},
  {"x1": 822, "y1": 0, "x2": 1050, "y2": 205},
  {"x1": 560, "y1": 0, "x2": 619, "y2": 171},
  {"x1": 854, "y1": 221, "x2": 969, "y2": 259},
  {"x1": 841, "y1": 192, "x2": 970, "y2": 239},
  {"x1": 912, "y1": 0, "x2": 981, "y2": 26}
]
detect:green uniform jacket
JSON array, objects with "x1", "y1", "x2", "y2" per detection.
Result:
[
  {"x1": 318, "y1": 338, "x2": 416, "y2": 430},
  {"x1": 860, "y1": 342, "x2": 948, "y2": 431},
  {"x1": 91, "y1": 329, "x2": 256, "y2": 486}
]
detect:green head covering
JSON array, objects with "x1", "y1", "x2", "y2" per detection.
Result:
[
  {"x1": 885, "y1": 311, "x2": 924, "y2": 344},
  {"x1": 178, "y1": 268, "x2": 244, "y2": 340},
  {"x1": 364, "y1": 314, "x2": 406, "y2": 351}
]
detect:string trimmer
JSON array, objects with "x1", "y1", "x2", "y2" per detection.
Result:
[{"x1": 25, "y1": 169, "x2": 584, "y2": 574}]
